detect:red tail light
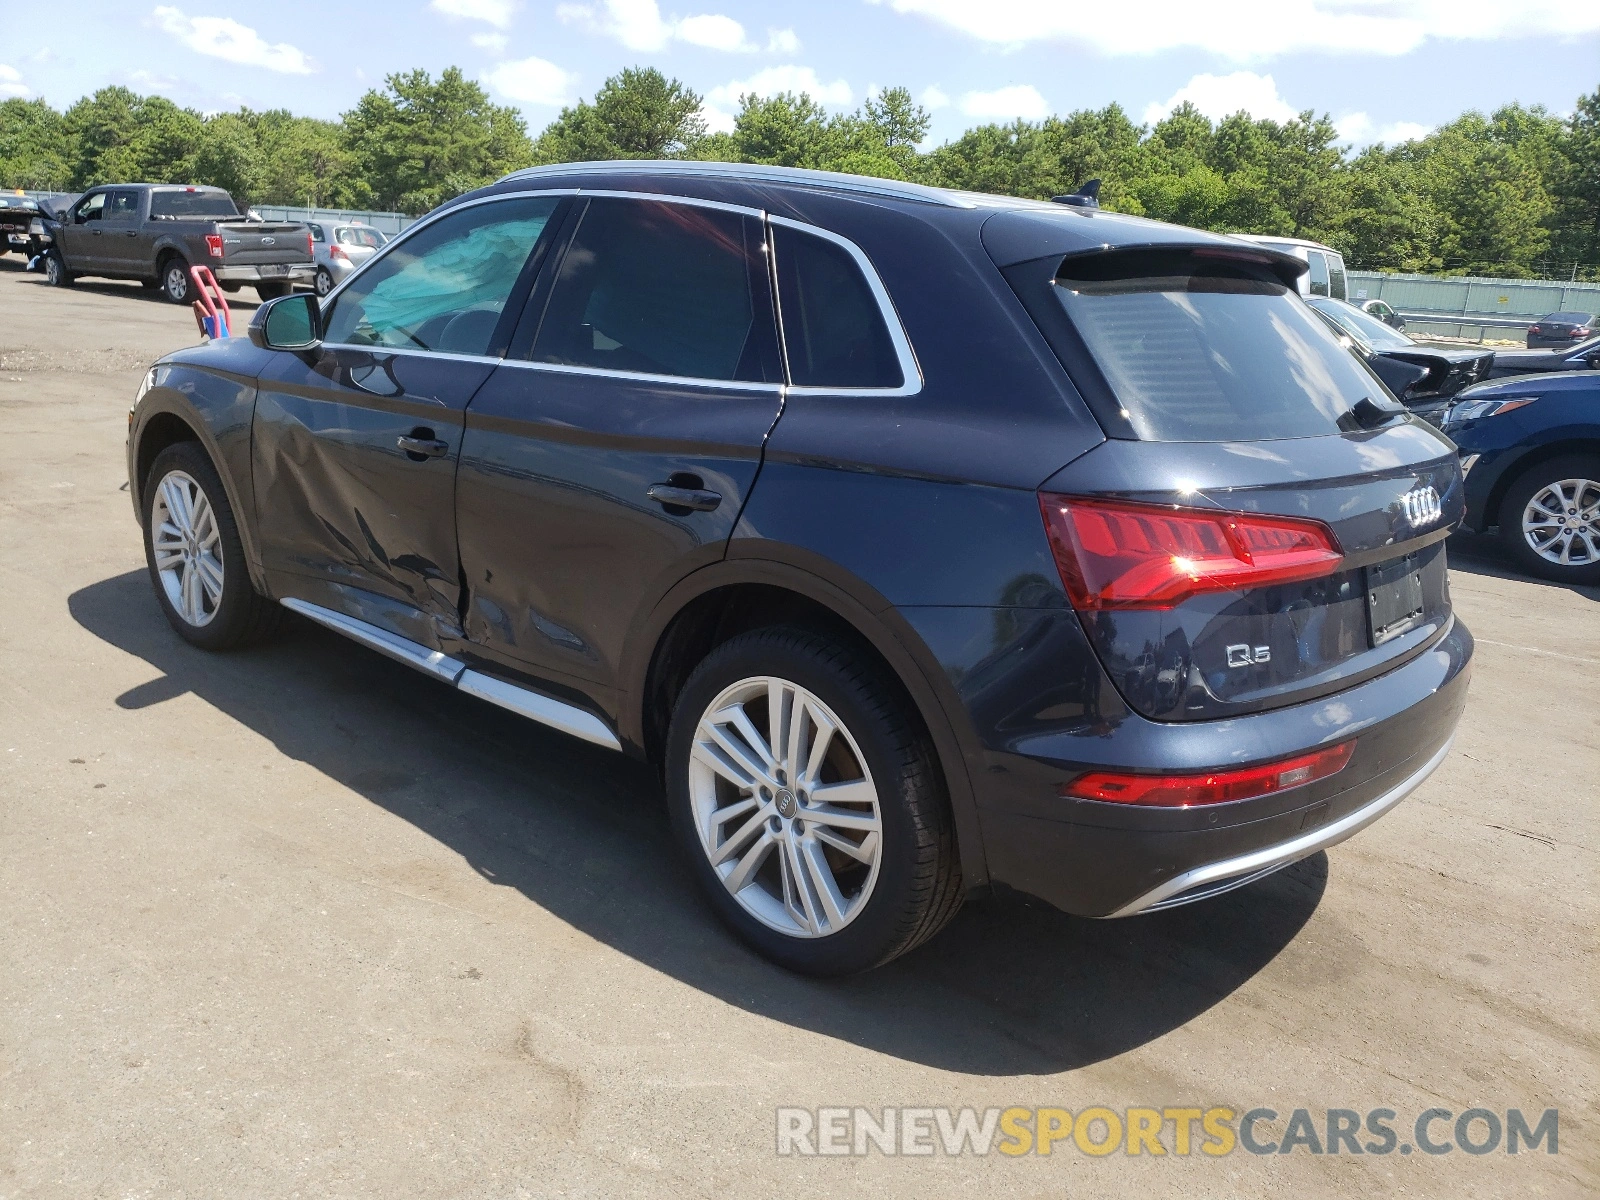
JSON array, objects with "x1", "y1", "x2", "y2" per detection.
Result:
[
  {"x1": 1061, "y1": 741, "x2": 1355, "y2": 807},
  {"x1": 328, "y1": 244, "x2": 349, "y2": 262},
  {"x1": 1038, "y1": 495, "x2": 1343, "y2": 611},
  {"x1": 204, "y1": 234, "x2": 223, "y2": 258},
  {"x1": 306, "y1": 231, "x2": 314, "y2": 258},
  {"x1": 1528, "y1": 326, "x2": 1541, "y2": 333}
]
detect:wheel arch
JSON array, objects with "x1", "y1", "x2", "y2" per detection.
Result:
[
  {"x1": 622, "y1": 551, "x2": 991, "y2": 888},
  {"x1": 1482, "y1": 437, "x2": 1600, "y2": 530}
]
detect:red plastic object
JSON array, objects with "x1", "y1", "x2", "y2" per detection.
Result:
[
  {"x1": 1060, "y1": 742, "x2": 1356, "y2": 808},
  {"x1": 189, "y1": 265, "x2": 232, "y2": 340},
  {"x1": 1038, "y1": 495, "x2": 1343, "y2": 611}
]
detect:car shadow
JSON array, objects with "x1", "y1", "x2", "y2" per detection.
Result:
[
  {"x1": 69, "y1": 569, "x2": 1326, "y2": 1075},
  {"x1": 1447, "y1": 529, "x2": 1600, "y2": 602}
]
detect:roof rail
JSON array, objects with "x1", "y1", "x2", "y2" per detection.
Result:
[{"x1": 497, "y1": 160, "x2": 977, "y2": 209}]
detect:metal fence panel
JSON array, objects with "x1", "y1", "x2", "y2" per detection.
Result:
[{"x1": 1350, "y1": 272, "x2": 1600, "y2": 320}]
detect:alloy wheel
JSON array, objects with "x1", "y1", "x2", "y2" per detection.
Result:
[
  {"x1": 315, "y1": 268, "x2": 333, "y2": 297},
  {"x1": 1522, "y1": 477, "x2": 1600, "y2": 567},
  {"x1": 150, "y1": 470, "x2": 224, "y2": 626},
  {"x1": 165, "y1": 265, "x2": 188, "y2": 302},
  {"x1": 688, "y1": 676, "x2": 883, "y2": 939}
]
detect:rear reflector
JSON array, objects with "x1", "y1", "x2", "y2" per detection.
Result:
[
  {"x1": 1038, "y1": 494, "x2": 1343, "y2": 610},
  {"x1": 1061, "y1": 741, "x2": 1355, "y2": 807}
]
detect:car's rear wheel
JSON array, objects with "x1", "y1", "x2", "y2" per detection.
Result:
[
  {"x1": 1499, "y1": 454, "x2": 1600, "y2": 585},
  {"x1": 666, "y1": 626, "x2": 962, "y2": 975},
  {"x1": 314, "y1": 267, "x2": 334, "y2": 297},
  {"x1": 142, "y1": 442, "x2": 280, "y2": 649},
  {"x1": 45, "y1": 252, "x2": 74, "y2": 287},
  {"x1": 161, "y1": 257, "x2": 192, "y2": 304}
]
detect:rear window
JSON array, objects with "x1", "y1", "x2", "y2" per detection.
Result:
[
  {"x1": 1308, "y1": 297, "x2": 1413, "y2": 350},
  {"x1": 150, "y1": 190, "x2": 239, "y2": 219},
  {"x1": 1052, "y1": 250, "x2": 1384, "y2": 442},
  {"x1": 337, "y1": 226, "x2": 385, "y2": 248},
  {"x1": 1545, "y1": 312, "x2": 1593, "y2": 323}
]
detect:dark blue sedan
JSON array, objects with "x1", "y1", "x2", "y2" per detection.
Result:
[{"x1": 1442, "y1": 372, "x2": 1600, "y2": 584}]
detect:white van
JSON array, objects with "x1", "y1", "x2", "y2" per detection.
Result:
[{"x1": 1232, "y1": 234, "x2": 1348, "y2": 302}]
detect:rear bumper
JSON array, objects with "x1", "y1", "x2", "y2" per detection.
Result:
[
  {"x1": 905, "y1": 605, "x2": 1473, "y2": 918},
  {"x1": 213, "y1": 263, "x2": 315, "y2": 283}
]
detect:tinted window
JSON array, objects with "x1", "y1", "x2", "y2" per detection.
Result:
[
  {"x1": 1306, "y1": 250, "x2": 1330, "y2": 297},
  {"x1": 531, "y1": 198, "x2": 776, "y2": 383},
  {"x1": 309, "y1": 224, "x2": 325, "y2": 241},
  {"x1": 324, "y1": 196, "x2": 558, "y2": 357},
  {"x1": 108, "y1": 190, "x2": 139, "y2": 219},
  {"x1": 150, "y1": 190, "x2": 239, "y2": 219},
  {"x1": 1053, "y1": 251, "x2": 1386, "y2": 442},
  {"x1": 1328, "y1": 254, "x2": 1347, "y2": 300},
  {"x1": 774, "y1": 225, "x2": 902, "y2": 389}
]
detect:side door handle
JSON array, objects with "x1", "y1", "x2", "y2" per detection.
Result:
[
  {"x1": 647, "y1": 482, "x2": 722, "y2": 512},
  {"x1": 397, "y1": 430, "x2": 450, "y2": 460}
]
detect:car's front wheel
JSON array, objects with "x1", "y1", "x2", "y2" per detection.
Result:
[
  {"x1": 666, "y1": 626, "x2": 962, "y2": 975},
  {"x1": 1499, "y1": 454, "x2": 1600, "y2": 585},
  {"x1": 142, "y1": 442, "x2": 280, "y2": 649},
  {"x1": 45, "y1": 252, "x2": 74, "y2": 287}
]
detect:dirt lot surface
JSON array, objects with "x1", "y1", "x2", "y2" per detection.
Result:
[{"x1": 1, "y1": 260, "x2": 1595, "y2": 1199}]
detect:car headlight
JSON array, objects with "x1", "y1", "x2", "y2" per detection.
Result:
[{"x1": 1443, "y1": 395, "x2": 1537, "y2": 427}]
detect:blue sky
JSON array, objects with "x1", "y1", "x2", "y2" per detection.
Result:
[{"x1": 4, "y1": 1, "x2": 1598, "y2": 148}]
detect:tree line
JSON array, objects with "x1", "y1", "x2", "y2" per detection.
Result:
[{"x1": 2, "y1": 66, "x2": 1596, "y2": 279}]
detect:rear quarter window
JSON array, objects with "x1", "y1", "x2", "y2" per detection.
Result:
[{"x1": 773, "y1": 224, "x2": 903, "y2": 390}]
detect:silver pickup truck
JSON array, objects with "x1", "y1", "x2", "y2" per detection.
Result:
[{"x1": 45, "y1": 184, "x2": 315, "y2": 304}]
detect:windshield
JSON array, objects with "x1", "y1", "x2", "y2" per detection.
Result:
[
  {"x1": 1309, "y1": 297, "x2": 1414, "y2": 349},
  {"x1": 150, "y1": 190, "x2": 239, "y2": 219},
  {"x1": 336, "y1": 226, "x2": 385, "y2": 248},
  {"x1": 1052, "y1": 251, "x2": 1384, "y2": 442}
]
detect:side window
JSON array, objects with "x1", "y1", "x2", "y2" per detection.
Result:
[
  {"x1": 322, "y1": 195, "x2": 559, "y2": 357},
  {"x1": 309, "y1": 224, "x2": 325, "y2": 242},
  {"x1": 773, "y1": 225, "x2": 903, "y2": 389},
  {"x1": 531, "y1": 197, "x2": 778, "y2": 383},
  {"x1": 108, "y1": 190, "x2": 140, "y2": 219},
  {"x1": 1307, "y1": 250, "x2": 1331, "y2": 297},
  {"x1": 77, "y1": 192, "x2": 107, "y2": 223},
  {"x1": 1328, "y1": 253, "x2": 1347, "y2": 301}
]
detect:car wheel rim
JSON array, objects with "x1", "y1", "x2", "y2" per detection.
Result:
[
  {"x1": 151, "y1": 470, "x2": 223, "y2": 626},
  {"x1": 316, "y1": 271, "x2": 331, "y2": 296},
  {"x1": 167, "y1": 267, "x2": 186, "y2": 300},
  {"x1": 1522, "y1": 477, "x2": 1600, "y2": 566},
  {"x1": 689, "y1": 676, "x2": 883, "y2": 939},
  {"x1": 47, "y1": 257, "x2": 59, "y2": 283}
]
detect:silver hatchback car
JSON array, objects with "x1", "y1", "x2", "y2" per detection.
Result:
[{"x1": 308, "y1": 222, "x2": 388, "y2": 297}]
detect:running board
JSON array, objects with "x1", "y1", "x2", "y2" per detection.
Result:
[{"x1": 280, "y1": 598, "x2": 622, "y2": 752}]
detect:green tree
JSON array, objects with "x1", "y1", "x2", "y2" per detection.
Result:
[
  {"x1": 0, "y1": 98, "x2": 71, "y2": 189},
  {"x1": 534, "y1": 67, "x2": 707, "y2": 162},
  {"x1": 344, "y1": 66, "x2": 533, "y2": 213}
]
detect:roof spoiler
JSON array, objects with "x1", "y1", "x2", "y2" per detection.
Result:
[
  {"x1": 1051, "y1": 179, "x2": 1101, "y2": 209},
  {"x1": 1052, "y1": 241, "x2": 1310, "y2": 290}
]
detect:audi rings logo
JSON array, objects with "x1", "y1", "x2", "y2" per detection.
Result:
[{"x1": 1400, "y1": 484, "x2": 1442, "y2": 528}]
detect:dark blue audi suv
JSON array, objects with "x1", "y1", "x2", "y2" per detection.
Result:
[{"x1": 126, "y1": 162, "x2": 1472, "y2": 974}]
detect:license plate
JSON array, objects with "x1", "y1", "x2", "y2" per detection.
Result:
[
  {"x1": 258, "y1": 263, "x2": 289, "y2": 277},
  {"x1": 1366, "y1": 555, "x2": 1424, "y2": 645}
]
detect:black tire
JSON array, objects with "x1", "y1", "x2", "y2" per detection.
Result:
[
  {"x1": 160, "y1": 256, "x2": 192, "y2": 304},
  {"x1": 665, "y1": 626, "x2": 963, "y2": 976},
  {"x1": 256, "y1": 280, "x2": 291, "y2": 301},
  {"x1": 141, "y1": 442, "x2": 281, "y2": 650},
  {"x1": 45, "y1": 251, "x2": 75, "y2": 287},
  {"x1": 1497, "y1": 454, "x2": 1600, "y2": 585},
  {"x1": 314, "y1": 267, "x2": 334, "y2": 298}
]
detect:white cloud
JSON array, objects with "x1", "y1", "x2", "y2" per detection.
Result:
[
  {"x1": 960, "y1": 84, "x2": 1048, "y2": 121},
  {"x1": 1143, "y1": 71, "x2": 1296, "y2": 125},
  {"x1": 127, "y1": 69, "x2": 178, "y2": 93},
  {"x1": 431, "y1": 0, "x2": 516, "y2": 28},
  {"x1": 920, "y1": 84, "x2": 950, "y2": 110},
  {"x1": 766, "y1": 27, "x2": 800, "y2": 53},
  {"x1": 149, "y1": 8, "x2": 314, "y2": 74},
  {"x1": 871, "y1": 0, "x2": 1600, "y2": 59},
  {"x1": 484, "y1": 55, "x2": 575, "y2": 106},
  {"x1": 0, "y1": 64, "x2": 30, "y2": 98},
  {"x1": 558, "y1": 1, "x2": 756, "y2": 52},
  {"x1": 471, "y1": 31, "x2": 510, "y2": 53},
  {"x1": 707, "y1": 64, "x2": 853, "y2": 110},
  {"x1": 1335, "y1": 111, "x2": 1431, "y2": 146},
  {"x1": 677, "y1": 14, "x2": 753, "y2": 51}
]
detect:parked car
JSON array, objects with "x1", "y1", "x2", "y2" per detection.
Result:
[
  {"x1": 0, "y1": 192, "x2": 75, "y2": 259},
  {"x1": 307, "y1": 221, "x2": 388, "y2": 297},
  {"x1": 1307, "y1": 296, "x2": 1495, "y2": 421},
  {"x1": 46, "y1": 184, "x2": 315, "y2": 303},
  {"x1": 1526, "y1": 311, "x2": 1600, "y2": 349},
  {"x1": 1360, "y1": 297, "x2": 1405, "y2": 330},
  {"x1": 1232, "y1": 233, "x2": 1349, "y2": 301},
  {"x1": 1490, "y1": 334, "x2": 1600, "y2": 378},
  {"x1": 1441, "y1": 372, "x2": 1600, "y2": 585},
  {"x1": 126, "y1": 162, "x2": 1471, "y2": 975}
]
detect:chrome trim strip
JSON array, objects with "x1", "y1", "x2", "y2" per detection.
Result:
[
  {"x1": 1103, "y1": 734, "x2": 1456, "y2": 919},
  {"x1": 281, "y1": 598, "x2": 465, "y2": 684},
  {"x1": 768, "y1": 213, "x2": 924, "y2": 398},
  {"x1": 457, "y1": 670, "x2": 623, "y2": 751},
  {"x1": 280, "y1": 599, "x2": 622, "y2": 751},
  {"x1": 496, "y1": 357, "x2": 784, "y2": 393}
]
